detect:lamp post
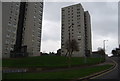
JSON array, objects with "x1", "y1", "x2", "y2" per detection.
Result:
[
  {"x1": 103, "y1": 40, "x2": 108, "y2": 53},
  {"x1": 103, "y1": 40, "x2": 108, "y2": 61}
]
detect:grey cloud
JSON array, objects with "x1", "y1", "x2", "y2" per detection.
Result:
[
  {"x1": 41, "y1": 2, "x2": 118, "y2": 53},
  {"x1": 81, "y1": 2, "x2": 118, "y2": 38},
  {"x1": 43, "y1": 2, "x2": 77, "y2": 22},
  {"x1": 42, "y1": 20, "x2": 61, "y2": 41}
]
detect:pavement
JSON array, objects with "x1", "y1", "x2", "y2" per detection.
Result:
[{"x1": 88, "y1": 57, "x2": 120, "y2": 81}]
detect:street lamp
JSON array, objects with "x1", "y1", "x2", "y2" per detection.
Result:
[
  {"x1": 103, "y1": 40, "x2": 108, "y2": 53},
  {"x1": 103, "y1": 40, "x2": 108, "y2": 62}
]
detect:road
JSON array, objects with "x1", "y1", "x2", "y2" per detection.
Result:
[{"x1": 90, "y1": 57, "x2": 120, "y2": 81}]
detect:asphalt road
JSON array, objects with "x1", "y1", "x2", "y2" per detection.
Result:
[{"x1": 90, "y1": 57, "x2": 120, "y2": 81}]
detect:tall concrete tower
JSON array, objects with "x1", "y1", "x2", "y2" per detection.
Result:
[
  {"x1": 2, "y1": 2, "x2": 43, "y2": 58},
  {"x1": 61, "y1": 3, "x2": 92, "y2": 57},
  {"x1": 118, "y1": 1, "x2": 120, "y2": 48},
  {"x1": 84, "y1": 11, "x2": 92, "y2": 57}
]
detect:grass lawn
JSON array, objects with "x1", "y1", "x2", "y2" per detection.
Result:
[
  {"x1": 3, "y1": 64, "x2": 112, "y2": 79},
  {"x1": 3, "y1": 56, "x2": 104, "y2": 68}
]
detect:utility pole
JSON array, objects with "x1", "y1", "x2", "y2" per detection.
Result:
[
  {"x1": 103, "y1": 40, "x2": 108, "y2": 53},
  {"x1": 103, "y1": 40, "x2": 108, "y2": 61}
]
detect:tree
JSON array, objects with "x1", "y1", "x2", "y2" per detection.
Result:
[
  {"x1": 70, "y1": 39, "x2": 79, "y2": 56},
  {"x1": 97, "y1": 47, "x2": 105, "y2": 62},
  {"x1": 65, "y1": 39, "x2": 79, "y2": 57},
  {"x1": 111, "y1": 48, "x2": 120, "y2": 57},
  {"x1": 97, "y1": 47, "x2": 105, "y2": 55},
  {"x1": 56, "y1": 49, "x2": 61, "y2": 56},
  {"x1": 111, "y1": 49, "x2": 117, "y2": 57},
  {"x1": 64, "y1": 39, "x2": 79, "y2": 68}
]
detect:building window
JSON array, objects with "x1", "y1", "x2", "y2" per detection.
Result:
[
  {"x1": 77, "y1": 18, "x2": 80, "y2": 20},
  {"x1": 5, "y1": 40, "x2": 9, "y2": 44},
  {"x1": 38, "y1": 18, "x2": 41, "y2": 21},
  {"x1": 34, "y1": 10, "x2": 36, "y2": 13},
  {"x1": 10, "y1": 5, "x2": 13, "y2": 8},
  {"x1": 77, "y1": 12, "x2": 80, "y2": 14},
  {"x1": 35, "y1": 6, "x2": 37, "y2": 9},
  {"x1": 8, "y1": 21, "x2": 11, "y2": 25},
  {"x1": 35, "y1": 3, "x2": 37, "y2": 5},
  {"x1": 34, "y1": 16, "x2": 36, "y2": 19},
  {"x1": 78, "y1": 25, "x2": 80, "y2": 27},
  {"x1": 9, "y1": 17, "x2": 12, "y2": 19},
  {"x1": 6, "y1": 34, "x2": 10, "y2": 38},
  {"x1": 78, "y1": 39, "x2": 81, "y2": 41},
  {"x1": 14, "y1": 18, "x2": 16, "y2": 21},
  {"x1": 40, "y1": 5, "x2": 43, "y2": 8},
  {"x1": 4, "y1": 53, "x2": 7, "y2": 55},
  {"x1": 16, "y1": 3, "x2": 19, "y2": 6},
  {"x1": 34, "y1": 23, "x2": 35, "y2": 26},
  {"x1": 77, "y1": 15, "x2": 80, "y2": 17},
  {"x1": 10, "y1": 10, "x2": 13, "y2": 13}
]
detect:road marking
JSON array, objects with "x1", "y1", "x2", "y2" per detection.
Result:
[{"x1": 90, "y1": 58, "x2": 118, "y2": 79}]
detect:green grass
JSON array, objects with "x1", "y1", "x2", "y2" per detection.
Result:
[
  {"x1": 3, "y1": 56, "x2": 104, "y2": 68},
  {"x1": 3, "y1": 64, "x2": 112, "y2": 79}
]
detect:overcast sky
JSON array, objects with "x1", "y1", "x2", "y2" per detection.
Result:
[
  {"x1": 41, "y1": 2, "x2": 118, "y2": 56},
  {"x1": 0, "y1": 2, "x2": 2, "y2": 58}
]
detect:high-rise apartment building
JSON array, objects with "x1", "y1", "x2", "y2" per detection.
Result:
[
  {"x1": 118, "y1": 2, "x2": 120, "y2": 48},
  {"x1": 84, "y1": 11, "x2": 92, "y2": 56},
  {"x1": 61, "y1": 3, "x2": 92, "y2": 57},
  {"x1": 2, "y1": 2, "x2": 43, "y2": 58}
]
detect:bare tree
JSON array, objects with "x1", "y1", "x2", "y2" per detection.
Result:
[
  {"x1": 111, "y1": 49, "x2": 117, "y2": 57},
  {"x1": 98, "y1": 47, "x2": 105, "y2": 54},
  {"x1": 97, "y1": 47, "x2": 105, "y2": 62},
  {"x1": 65, "y1": 39, "x2": 79, "y2": 68},
  {"x1": 65, "y1": 39, "x2": 79, "y2": 57},
  {"x1": 65, "y1": 40, "x2": 70, "y2": 57}
]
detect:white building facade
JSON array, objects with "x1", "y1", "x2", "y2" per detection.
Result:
[{"x1": 61, "y1": 3, "x2": 92, "y2": 57}]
